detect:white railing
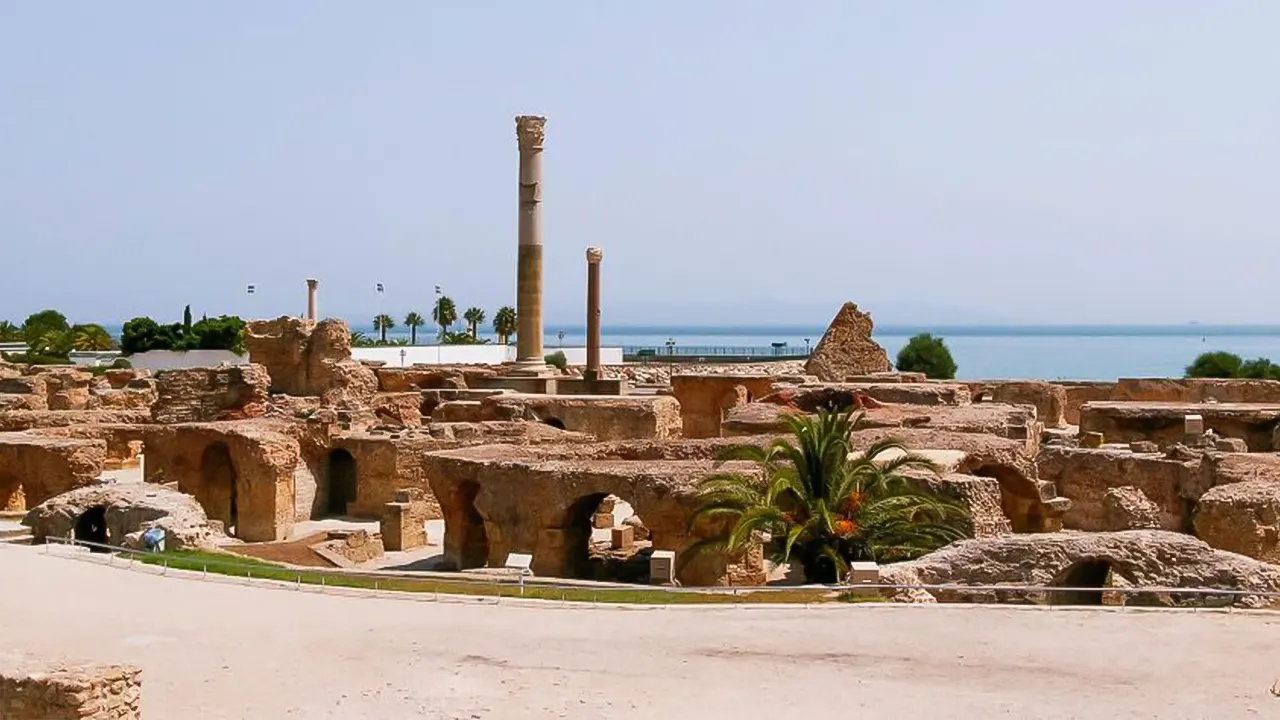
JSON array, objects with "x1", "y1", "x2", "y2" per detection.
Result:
[{"x1": 27, "y1": 537, "x2": 1280, "y2": 611}]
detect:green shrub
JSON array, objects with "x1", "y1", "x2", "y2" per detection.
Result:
[
  {"x1": 895, "y1": 333, "x2": 957, "y2": 379},
  {"x1": 545, "y1": 350, "x2": 568, "y2": 371},
  {"x1": 110, "y1": 357, "x2": 132, "y2": 369},
  {"x1": 1185, "y1": 352, "x2": 1244, "y2": 378},
  {"x1": 120, "y1": 312, "x2": 244, "y2": 355},
  {"x1": 1240, "y1": 357, "x2": 1280, "y2": 380}
]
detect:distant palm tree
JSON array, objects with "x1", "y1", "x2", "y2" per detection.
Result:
[
  {"x1": 372, "y1": 314, "x2": 395, "y2": 344},
  {"x1": 349, "y1": 331, "x2": 372, "y2": 347},
  {"x1": 70, "y1": 324, "x2": 114, "y2": 351},
  {"x1": 492, "y1": 306, "x2": 517, "y2": 345},
  {"x1": 432, "y1": 296, "x2": 458, "y2": 340},
  {"x1": 404, "y1": 311, "x2": 425, "y2": 345},
  {"x1": 0, "y1": 321, "x2": 20, "y2": 342},
  {"x1": 463, "y1": 307, "x2": 486, "y2": 340}
]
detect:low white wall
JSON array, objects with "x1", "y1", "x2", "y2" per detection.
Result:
[
  {"x1": 126, "y1": 349, "x2": 249, "y2": 371},
  {"x1": 350, "y1": 345, "x2": 623, "y2": 366},
  {"x1": 552, "y1": 347, "x2": 624, "y2": 365},
  {"x1": 352, "y1": 345, "x2": 515, "y2": 366}
]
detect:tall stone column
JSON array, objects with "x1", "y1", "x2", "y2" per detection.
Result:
[
  {"x1": 514, "y1": 115, "x2": 549, "y2": 375},
  {"x1": 305, "y1": 279, "x2": 319, "y2": 321},
  {"x1": 585, "y1": 247, "x2": 603, "y2": 382}
]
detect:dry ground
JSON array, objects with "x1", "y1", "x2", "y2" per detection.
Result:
[{"x1": 2, "y1": 545, "x2": 1279, "y2": 719}]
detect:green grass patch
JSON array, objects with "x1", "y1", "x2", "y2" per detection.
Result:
[{"x1": 132, "y1": 549, "x2": 846, "y2": 605}]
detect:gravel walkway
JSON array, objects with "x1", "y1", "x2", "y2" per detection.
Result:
[{"x1": 2, "y1": 545, "x2": 1278, "y2": 718}]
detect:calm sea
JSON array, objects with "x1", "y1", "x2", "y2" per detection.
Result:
[{"x1": 102, "y1": 322, "x2": 1280, "y2": 381}]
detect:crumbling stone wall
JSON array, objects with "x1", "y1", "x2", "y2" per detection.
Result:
[
  {"x1": 969, "y1": 381, "x2": 1066, "y2": 428},
  {"x1": 1037, "y1": 446, "x2": 1198, "y2": 532},
  {"x1": 0, "y1": 434, "x2": 106, "y2": 511},
  {"x1": 424, "y1": 443, "x2": 765, "y2": 586},
  {"x1": 243, "y1": 317, "x2": 377, "y2": 405},
  {"x1": 669, "y1": 374, "x2": 779, "y2": 439},
  {"x1": 1194, "y1": 481, "x2": 1280, "y2": 563},
  {"x1": 144, "y1": 421, "x2": 302, "y2": 541},
  {"x1": 151, "y1": 365, "x2": 270, "y2": 424},
  {"x1": 803, "y1": 302, "x2": 891, "y2": 381},
  {"x1": 479, "y1": 394, "x2": 682, "y2": 440},
  {"x1": 0, "y1": 661, "x2": 141, "y2": 720}
]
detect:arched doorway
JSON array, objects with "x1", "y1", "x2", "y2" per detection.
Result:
[
  {"x1": 326, "y1": 449, "x2": 357, "y2": 516},
  {"x1": 564, "y1": 493, "x2": 610, "y2": 579},
  {"x1": 972, "y1": 464, "x2": 1050, "y2": 533},
  {"x1": 200, "y1": 443, "x2": 238, "y2": 537},
  {"x1": 456, "y1": 480, "x2": 490, "y2": 568},
  {"x1": 542, "y1": 417, "x2": 566, "y2": 430},
  {"x1": 0, "y1": 474, "x2": 24, "y2": 512},
  {"x1": 74, "y1": 506, "x2": 109, "y2": 551},
  {"x1": 1049, "y1": 559, "x2": 1113, "y2": 605}
]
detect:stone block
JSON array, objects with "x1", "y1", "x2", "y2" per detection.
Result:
[
  {"x1": 1129, "y1": 441, "x2": 1159, "y2": 453},
  {"x1": 1081, "y1": 431, "x2": 1104, "y2": 448},
  {"x1": 1184, "y1": 414, "x2": 1204, "y2": 436},
  {"x1": 848, "y1": 561, "x2": 880, "y2": 585},
  {"x1": 650, "y1": 549, "x2": 676, "y2": 585},
  {"x1": 591, "y1": 511, "x2": 613, "y2": 529},
  {"x1": 611, "y1": 524, "x2": 634, "y2": 550},
  {"x1": 1215, "y1": 437, "x2": 1248, "y2": 452}
]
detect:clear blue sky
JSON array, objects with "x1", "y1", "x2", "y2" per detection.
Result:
[{"x1": 2, "y1": 2, "x2": 1277, "y2": 327}]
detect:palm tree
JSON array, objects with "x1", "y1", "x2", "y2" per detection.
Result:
[
  {"x1": 689, "y1": 408, "x2": 970, "y2": 584},
  {"x1": 463, "y1": 307, "x2": 486, "y2": 340},
  {"x1": 372, "y1": 314, "x2": 395, "y2": 344},
  {"x1": 492, "y1": 306, "x2": 517, "y2": 345},
  {"x1": 432, "y1": 295, "x2": 457, "y2": 340},
  {"x1": 0, "y1": 321, "x2": 20, "y2": 342},
  {"x1": 404, "y1": 311, "x2": 425, "y2": 345},
  {"x1": 349, "y1": 331, "x2": 372, "y2": 347},
  {"x1": 70, "y1": 324, "x2": 114, "y2": 351}
]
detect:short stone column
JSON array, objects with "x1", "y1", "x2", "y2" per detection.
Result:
[
  {"x1": 305, "y1": 279, "x2": 319, "y2": 321},
  {"x1": 585, "y1": 247, "x2": 603, "y2": 382},
  {"x1": 514, "y1": 115, "x2": 550, "y2": 375}
]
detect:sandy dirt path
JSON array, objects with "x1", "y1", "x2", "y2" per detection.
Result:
[{"x1": 2, "y1": 545, "x2": 1279, "y2": 719}]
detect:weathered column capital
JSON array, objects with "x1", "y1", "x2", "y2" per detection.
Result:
[
  {"x1": 515, "y1": 115, "x2": 547, "y2": 150},
  {"x1": 306, "y1": 278, "x2": 319, "y2": 289},
  {"x1": 586, "y1": 247, "x2": 603, "y2": 264}
]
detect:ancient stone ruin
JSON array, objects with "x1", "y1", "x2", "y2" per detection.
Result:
[
  {"x1": 803, "y1": 301, "x2": 892, "y2": 381},
  {"x1": 3, "y1": 112, "x2": 1280, "y2": 614}
]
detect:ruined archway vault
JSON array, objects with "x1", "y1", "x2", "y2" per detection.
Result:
[{"x1": 424, "y1": 442, "x2": 767, "y2": 586}]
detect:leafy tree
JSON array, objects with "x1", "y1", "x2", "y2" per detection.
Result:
[
  {"x1": 895, "y1": 333, "x2": 958, "y2": 379},
  {"x1": 492, "y1": 306, "x2": 517, "y2": 345},
  {"x1": 186, "y1": 315, "x2": 245, "y2": 354},
  {"x1": 544, "y1": 350, "x2": 568, "y2": 371},
  {"x1": 21, "y1": 309, "x2": 70, "y2": 351},
  {"x1": 688, "y1": 408, "x2": 970, "y2": 584},
  {"x1": 1239, "y1": 357, "x2": 1280, "y2": 380},
  {"x1": 0, "y1": 321, "x2": 20, "y2": 342},
  {"x1": 404, "y1": 311, "x2": 425, "y2": 345},
  {"x1": 70, "y1": 324, "x2": 115, "y2": 351},
  {"x1": 463, "y1": 307, "x2": 486, "y2": 340},
  {"x1": 372, "y1": 314, "x2": 396, "y2": 344},
  {"x1": 432, "y1": 295, "x2": 458, "y2": 339},
  {"x1": 1186, "y1": 351, "x2": 1244, "y2": 379},
  {"x1": 442, "y1": 331, "x2": 489, "y2": 345}
]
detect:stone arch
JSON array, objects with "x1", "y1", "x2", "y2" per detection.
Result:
[
  {"x1": 542, "y1": 417, "x2": 566, "y2": 430},
  {"x1": 0, "y1": 473, "x2": 24, "y2": 512},
  {"x1": 200, "y1": 442, "x2": 239, "y2": 537},
  {"x1": 73, "y1": 505, "x2": 109, "y2": 551},
  {"x1": 972, "y1": 463, "x2": 1052, "y2": 533},
  {"x1": 562, "y1": 492, "x2": 613, "y2": 580},
  {"x1": 1049, "y1": 559, "x2": 1113, "y2": 606},
  {"x1": 455, "y1": 480, "x2": 490, "y2": 569},
  {"x1": 325, "y1": 449, "x2": 358, "y2": 516}
]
